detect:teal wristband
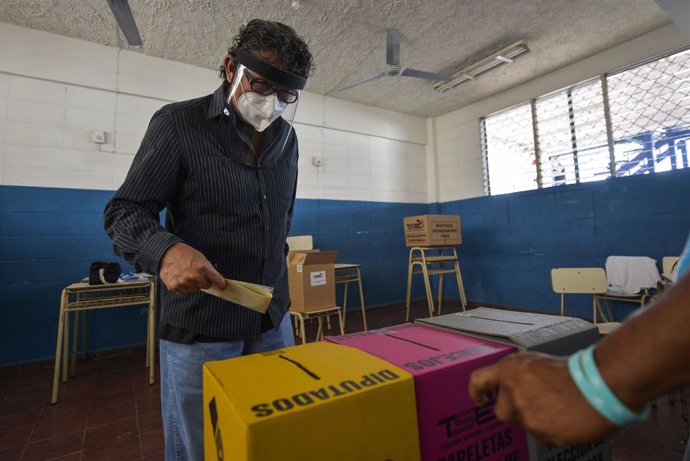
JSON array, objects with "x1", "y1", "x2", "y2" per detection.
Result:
[{"x1": 568, "y1": 345, "x2": 650, "y2": 427}]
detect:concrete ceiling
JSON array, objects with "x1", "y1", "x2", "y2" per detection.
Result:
[{"x1": 0, "y1": 0, "x2": 673, "y2": 117}]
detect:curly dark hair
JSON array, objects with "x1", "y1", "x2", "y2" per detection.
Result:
[{"x1": 219, "y1": 19, "x2": 314, "y2": 80}]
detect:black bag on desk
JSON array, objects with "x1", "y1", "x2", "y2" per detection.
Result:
[{"x1": 88, "y1": 261, "x2": 121, "y2": 285}]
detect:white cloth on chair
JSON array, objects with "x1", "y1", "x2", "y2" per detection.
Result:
[{"x1": 605, "y1": 256, "x2": 660, "y2": 295}]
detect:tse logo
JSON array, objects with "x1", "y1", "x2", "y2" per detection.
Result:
[
  {"x1": 437, "y1": 390, "x2": 497, "y2": 438},
  {"x1": 406, "y1": 219, "x2": 424, "y2": 230}
]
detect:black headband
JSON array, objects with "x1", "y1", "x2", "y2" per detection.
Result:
[{"x1": 234, "y1": 47, "x2": 307, "y2": 90}]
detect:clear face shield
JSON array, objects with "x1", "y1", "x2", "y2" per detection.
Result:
[{"x1": 226, "y1": 48, "x2": 305, "y2": 143}]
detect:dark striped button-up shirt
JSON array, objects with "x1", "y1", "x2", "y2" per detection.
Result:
[{"x1": 104, "y1": 83, "x2": 298, "y2": 341}]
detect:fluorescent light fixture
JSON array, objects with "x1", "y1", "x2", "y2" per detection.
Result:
[{"x1": 434, "y1": 41, "x2": 529, "y2": 92}]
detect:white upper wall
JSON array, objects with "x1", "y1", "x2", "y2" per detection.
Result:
[
  {"x1": 434, "y1": 24, "x2": 690, "y2": 203},
  {"x1": 0, "y1": 22, "x2": 427, "y2": 203},
  {"x1": 0, "y1": 23, "x2": 118, "y2": 91}
]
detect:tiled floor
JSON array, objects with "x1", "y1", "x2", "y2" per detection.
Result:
[
  {"x1": 0, "y1": 302, "x2": 687, "y2": 460},
  {"x1": 0, "y1": 348, "x2": 162, "y2": 461}
]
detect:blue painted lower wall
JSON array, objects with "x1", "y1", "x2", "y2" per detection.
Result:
[
  {"x1": 0, "y1": 186, "x2": 427, "y2": 365},
  {"x1": 3, "y1": 168, "x2": 690, "y2": 365},
  {"x1": 0, "y1": 187, "x2": 140, "y2": 365},
  {"x1": 290, "y1": 198, "x2": 429, "y2": 308},
  {"x1": 439, "y1": 168, "x2": 690, "y2": 320}
]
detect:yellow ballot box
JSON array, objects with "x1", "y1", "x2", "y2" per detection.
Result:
[{"x1": 203, "y1": 341, "x2": 421, "y2": 461}]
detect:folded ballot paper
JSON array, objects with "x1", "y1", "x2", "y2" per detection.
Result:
[{"x1": 202, "y1": 279, "x2": 274, "y2": 313}]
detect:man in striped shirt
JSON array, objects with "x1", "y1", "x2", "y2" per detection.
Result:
[{"x1": 104, "y1": 19, "x2": 313, "y2": 461}]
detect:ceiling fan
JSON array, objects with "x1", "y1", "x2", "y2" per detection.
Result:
[{"x1": 336, "y1": 29, "x2": 453, "y2": 91}]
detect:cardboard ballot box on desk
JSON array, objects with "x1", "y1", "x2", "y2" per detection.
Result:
[
  {"x1": 417, "y1": 307, "x2": 612, "y2": 461},
  {"x1": 203, "y1": 341, "x2": 421, "y2": 461},
  {"x1": 326, "y1": 323, "x2": 528, "y2": 461},
  {"x1": 404, "y1": 214, "x2": 461, "y2": 247},
  {"x1": 287, "y1": 250, "x2": 338, "y2": 312}
]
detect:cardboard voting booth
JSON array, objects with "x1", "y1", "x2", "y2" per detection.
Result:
[
  {"x1": 326, "y1": 323, "x2": 528, "y2": 461},
  {"x1": 417, "y1": 307, "x2": 612, "y2": 461},
  {"x1": 288, "y1": 250, "x2": 338, "y2": 312},
  {"x1": 203, "y1": 341, "x2": 421, "y2": 461},
  {"x1": 404, "y1": 214, "x2": 461, "y2": 247}
]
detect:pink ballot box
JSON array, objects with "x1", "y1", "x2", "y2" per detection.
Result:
[{"x1": 326, "y1": 324, "x2": 528, "y2": 461}]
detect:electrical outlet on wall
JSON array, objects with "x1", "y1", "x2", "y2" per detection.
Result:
[
  {"x1": 311, "y1": 156, "x2": 323, "y2": 167},
  {"x1": 90, "y1": 130, "x2": 106, "y2": 144}
]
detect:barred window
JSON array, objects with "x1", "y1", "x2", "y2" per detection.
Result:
[
  {"x1": 535, "y1": 80, "x2": 610, "y2": 188},
  {"x1": 482, "y1": 103, "x2": 536, "y2": 195},
  {"x1": 480, "y1": 46, "x2": 690, "y2": 196},
  {"x1": 607, "y1": 49, "x2": 690, "y2": 176}
]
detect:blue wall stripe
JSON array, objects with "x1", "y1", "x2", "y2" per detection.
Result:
[
  {"x1": 438, "y1": 168, "x2": 690, "y2": 320},
  {"x1": 3, "y1": 168, "x2": 689, "y2": 364},
  {"x1": 0, "y1": 186, "x2": 427, "y2": 365}
]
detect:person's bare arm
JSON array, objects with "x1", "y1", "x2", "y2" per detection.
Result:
[
  {"x1": 159, "y1": 243, "x2": 225, "y2": 294},
  {"x1": 469, "y1": 271, "x2": 690, "y2": 446},
  {"x1": 596, "y1": 270, "x2": 690, "y2": 407}
]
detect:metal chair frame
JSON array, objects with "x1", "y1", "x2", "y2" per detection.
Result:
[{"x1": 405, "y1": 246, "x2": 466, "y2": 322}]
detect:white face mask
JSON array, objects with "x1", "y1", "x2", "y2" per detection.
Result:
[{"x1": 235, "y1": 92, "x2": 288, "y2": 132}]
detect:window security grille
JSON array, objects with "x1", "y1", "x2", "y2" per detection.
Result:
[
  {"x1": 607, "y1": 49, "x2": 690, "y2": 177},
  {"x1": 480, "y1": 46, "x2": 690, "y2": 196},
  {"x1": 536, "y1": 79, "x2": 610, "y2": 188}
]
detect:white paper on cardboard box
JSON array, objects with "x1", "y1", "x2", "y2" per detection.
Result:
[
  {"x1": 288, "y1": 250, "x2": 338, "y2": 312},
  {"x1": 310, "y1": 271, "x2": 326, "y2": 286}
]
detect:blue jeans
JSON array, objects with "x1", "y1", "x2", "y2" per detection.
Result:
[{"x1": 159, "y1": 314, "x2": 295, "y2": 461}]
